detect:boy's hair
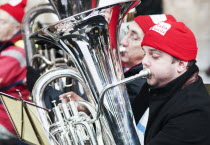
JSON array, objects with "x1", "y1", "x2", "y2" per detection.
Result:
[{"x1": 172, "y1": 56, "x2": 196, "y2": 68}]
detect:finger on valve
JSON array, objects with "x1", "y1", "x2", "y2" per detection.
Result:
[
  {"x1": 59, "y1": 92, "x2": 88, "y2": 112},
  {"x1": 59, "y1": 92, "x2": 83, "y2": 102}
]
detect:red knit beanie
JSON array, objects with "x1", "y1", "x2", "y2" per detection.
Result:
[
  {"x1": 0, "y1": 0, "x2": 27, "y2": 22},
  {"x1": 134, "y1": 14, "x2": 176, "y2": 33},
  {"x1": 141, "y1": 20, "x2": 198, "y2": 61}
]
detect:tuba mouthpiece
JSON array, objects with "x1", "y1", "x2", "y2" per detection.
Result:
[{"x1": 139, "y1": 68, "x2": 152, "y2": 78}]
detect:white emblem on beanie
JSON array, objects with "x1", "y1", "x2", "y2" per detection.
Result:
[
  {"x1": 8, "y1": 0, "x2": 22, "y2": 6},
  {"x1": 150, "y1": 22, "x2": 171, "y2": 36},
  {"x1": 150, "y1": 14, "x2": 167, "y2": 24}
]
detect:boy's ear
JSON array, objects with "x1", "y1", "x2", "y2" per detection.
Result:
[{"x1": 177, "y1": 60, "x2": 188, "y2": 73}]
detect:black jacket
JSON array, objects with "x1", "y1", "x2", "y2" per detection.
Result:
[
  {"x1": 0, "y1": 41, "x2": 13, "y2": 52},
  {"x1": 124, "y1": 63, "x2": 146, "y2": 103},
  {"x1": 132, "y1": 64, "x2": 210, "y2": 145}
]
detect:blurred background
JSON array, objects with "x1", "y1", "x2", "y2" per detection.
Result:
[{"x1": 1, "y1": 0, "x2": 210, "y2": 83}]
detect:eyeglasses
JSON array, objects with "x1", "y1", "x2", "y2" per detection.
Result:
[{"x1": 124, "y1": 31, "x2": 141, "y2": 42}]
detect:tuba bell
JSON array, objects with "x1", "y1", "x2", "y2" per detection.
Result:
[{"x1": 29, "y1": 0, "x2": 151, "y2": 145}]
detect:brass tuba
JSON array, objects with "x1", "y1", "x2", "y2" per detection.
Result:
[
  {"x1": 22, "y1": 3, "x2": 71, "y2": 74},
  {"x1": 29, "y1": 0, "x2": 152, "y2": 145},
  {"x1": 22, "y1": 0, "x2": 98, "y2": 73}
]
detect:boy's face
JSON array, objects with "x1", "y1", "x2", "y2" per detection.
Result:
[
  {"x1": 120, "y1": 21, "x2": 145, "y2": 68},
  {"x1": 142, "y1": 46, "x2": 180, "y2": 87}
]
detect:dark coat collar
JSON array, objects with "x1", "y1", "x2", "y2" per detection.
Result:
[
  {"x1": 132, "y1": 64, "x2": 200, "y2": 127},
  {"x1": 148, "y1": 64, "x2": 199, "y2": 101}
]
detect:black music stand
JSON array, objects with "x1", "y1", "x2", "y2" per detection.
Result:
[{"x1": 0, "y1": 92, "x2": 51, "y2": 145}]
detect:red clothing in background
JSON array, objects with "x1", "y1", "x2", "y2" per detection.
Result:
[{"x1": 0, "y1": 44, "x2": 30, "y2": 134}]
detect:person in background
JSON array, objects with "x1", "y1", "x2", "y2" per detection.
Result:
[
  {"x1": 132, "y1": 20, "x2": 210, "y2": 145},
  {"x1": 120, "y1": 14, "x2": 176, "y2": 103},
  {"x1": 0, "y1": 0, "x2": 30, "y2": 144}
]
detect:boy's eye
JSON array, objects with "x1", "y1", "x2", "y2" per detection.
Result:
[
  {"x1": 152, "y1": 55, "x2": 159, "y2": 59},
  {"x1": 149, "y1": 52, "x2": 160, "y2": 59},
  {"x1": 152, "y1": 53, "x2": 161, "y2": 59}
]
